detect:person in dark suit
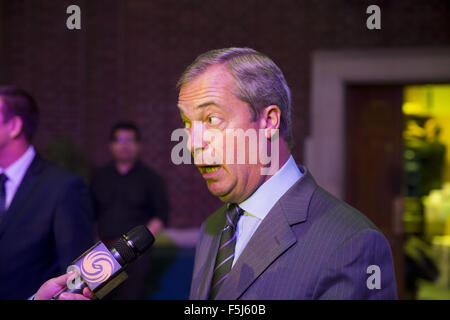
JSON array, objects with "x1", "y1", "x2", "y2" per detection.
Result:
[
  {"x1": 35, "y1": 47, "x2": 397, "y2": 300},
  {"x1": 0, "y1": 86, "x2": 95, "y2": 300}
]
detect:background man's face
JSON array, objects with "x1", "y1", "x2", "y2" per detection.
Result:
[
  {"x1": 110, "y1": 129, "x2": 140, "y2": 163},
  {"x1": 178, "y1": 65, "x2": 266, "y2": 203},
  {"x1": 0, "y1": 100, "x2": 13, "y2": 151}
]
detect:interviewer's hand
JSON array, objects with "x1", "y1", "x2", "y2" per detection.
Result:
[{"x1": 34, "y1": 271, "x2": 94, "y2": 300}]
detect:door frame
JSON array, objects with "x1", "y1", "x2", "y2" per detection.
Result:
[{"x1": 305, "y1": 47, "x2": 450, "y2": 199}]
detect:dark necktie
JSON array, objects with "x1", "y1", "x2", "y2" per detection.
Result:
[
  {"x1": 0, "y1": 173, "x2": 8, "y2": 219},
  {"x1": 209, "y1": 203, "x2": 244, "y2": 299}
]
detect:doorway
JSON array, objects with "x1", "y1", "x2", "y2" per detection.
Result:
[{"x1": 345, "y1": 84, "x2": 405, "y2": 298}]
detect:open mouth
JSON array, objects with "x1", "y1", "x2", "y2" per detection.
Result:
[{"x1": 198, "y1": 165, "x2": 222, "y2": 175}]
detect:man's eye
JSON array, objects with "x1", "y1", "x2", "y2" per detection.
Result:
[{"x1": 207, "y1": 116, "x2": 220, "y2": 125}]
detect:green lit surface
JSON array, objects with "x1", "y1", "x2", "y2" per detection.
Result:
[{"x1": 417, "y1": 280, "x2": 450, "y2": 300}]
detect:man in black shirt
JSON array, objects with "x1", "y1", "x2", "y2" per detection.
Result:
[{"x1": 90, "y1": 121, "x2": 169, "y2": 299}]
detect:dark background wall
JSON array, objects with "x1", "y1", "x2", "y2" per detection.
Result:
[{"x1": 0, "y1": 0, "x2": 449, "y2": 227}]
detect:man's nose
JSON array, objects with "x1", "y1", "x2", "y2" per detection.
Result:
[{"x1": 188, "y1": 121, "x2": 208, "y2": 155}]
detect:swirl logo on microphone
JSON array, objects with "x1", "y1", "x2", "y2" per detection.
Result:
[{"x1": 80, "y1": 250, "x2": 115, "y2": 284}]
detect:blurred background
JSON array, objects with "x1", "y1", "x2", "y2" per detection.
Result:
[{"x1": 0, "y1": 0, "x2": 449, "y2": 299}]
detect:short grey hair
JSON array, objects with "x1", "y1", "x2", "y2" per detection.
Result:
[{"x1": 176, "y1": 47, "x2": 293, "y2": 149}]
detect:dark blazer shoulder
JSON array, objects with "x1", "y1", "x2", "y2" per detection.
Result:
[
  {"x1": 32, "y1": 154, "x2": 86, "y2": 186},
  {"x1": 309, "y1": 185, "x2": 379, "y2": 234},
  {"x1": 280, "y1": 167, "x2": 385, "y2": 256}
]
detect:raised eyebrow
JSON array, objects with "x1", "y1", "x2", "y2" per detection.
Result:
[
  {"x1": 178, "y1": 101, "x2": 222, "y2": 116},
  {"x1": 196, "y1": 101, "x2": 220, "y2": 109}
]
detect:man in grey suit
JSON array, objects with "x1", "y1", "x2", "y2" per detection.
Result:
[
  {"x1": 35, "y1": 47, "x2": 397, "y2": 300},
  {"x1": 176, "y1": 47, "x2": 397, "y2": 300}
]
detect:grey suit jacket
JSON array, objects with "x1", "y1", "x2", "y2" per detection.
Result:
[{"x1": 189, "y1": 167, "x2": 398, "y2": 300}]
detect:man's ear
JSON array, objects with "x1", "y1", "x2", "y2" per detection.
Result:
[
  {"x1": 259, "y1": 105, "x2": 281, "y2": 139},
  {"x1": 8, "y1": 116, "x2": 24, "y2": 140}
]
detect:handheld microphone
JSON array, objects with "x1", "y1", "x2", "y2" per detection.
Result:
[{"x1": 53, "y1": 225, "x2": 155, "y2": 300}]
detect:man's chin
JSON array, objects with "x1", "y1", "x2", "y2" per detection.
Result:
[{"x1": 206, "y1": 182, "x2": 232, "y2": 202}]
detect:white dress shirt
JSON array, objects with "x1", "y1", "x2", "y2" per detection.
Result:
[
  {"x1": 233, "y1": 155, "x2": 303, "y2": 267},
  {"x1": 0, "y1": 145, "x2": 36, "y2": 210}
]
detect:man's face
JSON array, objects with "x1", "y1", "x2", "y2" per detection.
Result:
[
  {"x1": 110, "y1": 129, "x2": 140, "y2": 164},
  {"x1": 178, "y1": 65, "x2": 267, "y2": 203},
  {"x1": 0, "y1": 99, "x2": 14, "y2": 150}
]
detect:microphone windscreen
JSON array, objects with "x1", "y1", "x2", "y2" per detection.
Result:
[{"x1": 126, "y1": 225, "x2": 155, "y2": 254}]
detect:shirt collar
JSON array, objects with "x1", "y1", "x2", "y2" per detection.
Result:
[
  {"x1": 1, "y1": 145, "x2": 36, "y2": 183},
  {"x1": 238, "y1": 155, "x2": 303, "y2": 220}
]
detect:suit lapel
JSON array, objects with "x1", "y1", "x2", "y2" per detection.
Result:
[
  {"x1": 195, "y1": 205, "x2": 227, "y2": 300},
  {"x1": 215, "y1": 204, "x2": 297, "y2": 299},
  {"x1": 215, "y1": 168, "x2": 318, "y2": 300},
  {"x1": 0, "y1": 154, "x2": 44, "y2": 238}
]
